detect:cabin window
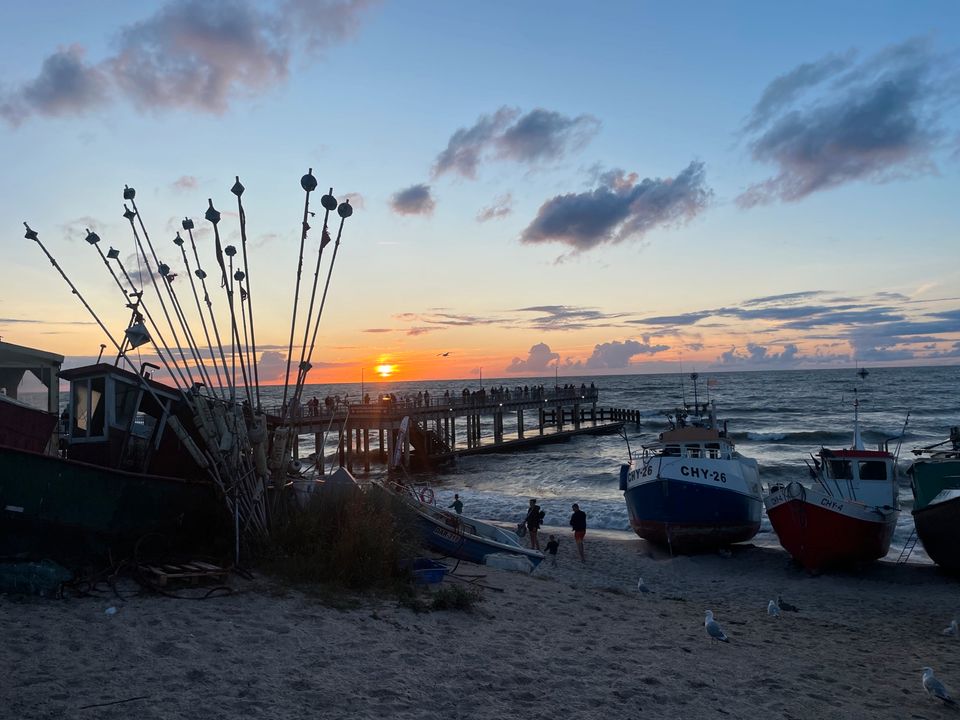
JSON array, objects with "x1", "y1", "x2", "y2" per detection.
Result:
[
  {"x1": 71, "y1": 377, "x2": 106, "y2": 439},
  {"x1": 686, "y1": 446, "x2": 702, "y2": 458},
  {"x1": 827, "y1": 459, "x2": 852, "y2": 480},
  {"x1": 858, "y1": 460, "x2": 887, "y2": 481},
  {"x1": 662, "y1": 445, "x2": 680, "y2": 457},
  {"x1": 114, "y1": 382, "x2": 139, "y2": 428},
  {"x1": 705, "y1": 442, "x2": 721, "y2": 459}
]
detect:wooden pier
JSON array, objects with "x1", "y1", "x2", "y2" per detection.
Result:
[{"x1": 269, "y1": 386, "x2": 641, "y2": 472}]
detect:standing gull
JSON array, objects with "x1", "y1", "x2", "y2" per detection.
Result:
[
  {"x1": 922, "y1": 667, "x2": 957, "y2": 706},
  {"x1": 704, "y1": 610, "x2": 730, "y2": 643},
  {"x1": 637, "y1": 577, "x2": 651, "y2": 593},
  {"x1": 767, "y1": 600, "x2": 781, "y2": 618},
  {"x1": 942, "y1": 619, "x2": 958, "y2": 637}
]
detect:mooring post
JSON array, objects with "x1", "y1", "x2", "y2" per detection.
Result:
[{"x1": 517, "y1": 408, "x2": 524, "y2": 439}]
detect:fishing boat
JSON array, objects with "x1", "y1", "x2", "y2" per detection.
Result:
[
  {"x1": 0, "y1": 340, "x2": 62, "y2": 454},
  {"x1": 908, "y1": 428, "x2": 960, "y2": 571},
  {"x1": 384, "y1": 482, "x2": 544, "y2": 568},
  {"x1": 5, "y1": 170, "x2": 353, "y2": 566},
  {"x1": 619, "y1": 375, "x2": 763, "y2": 552},
  {"x1": 764, "y1": 396, "x2": 900, "y2": 572}
]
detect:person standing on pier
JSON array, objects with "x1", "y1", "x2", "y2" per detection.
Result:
[
  {"x1": 448, "y1": 494, "x2": 463, "y2": 515},
  {"x1": 570, "y1": 503, "x2": 587, "y2": 562},
  {"x1": 524, "y1": 498, "x2": 543, "y2": 550}
]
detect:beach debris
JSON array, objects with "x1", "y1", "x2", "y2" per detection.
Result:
[
  {"x1": 777, "y1": 594, "x2": 800, "y2": 612},
  {"x1": 922, "y1": 667, "x2": 957, "y2": 706},
  {"x1": 637, "y1": 577, "x2": 651, "y2": 593},
  {"x1": 942, "y1": 619, "x2": 958, "y2": 637},
  {"x1": 767, "y1": 600, "x2": 781, "y2": 618},
  {"x1": 704, "y1": 610, "x2": 730, "y2": 643},
  {"x1": 104, "y1": 606, "x2": 118, "y2": 616}
]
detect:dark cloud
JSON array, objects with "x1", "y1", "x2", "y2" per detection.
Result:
[
  {"x1": 433, "y1": 107, "x2": 599, "y2": 179},
  {"x1": 519, "y1": 161, "x2": 711, "y2": 252},
  {"x1": 361, "y1": 328, "x2": 392, "y2": 334},
  {"x1": 505, "y1": 343, "x2": 559, "y2": 373},
  {"x1": 406, "y1": 327, "x2": 436, "y2": 336},
  {"x1": 739, "y1": 38, "x2": 955, "y2": 206},
  {"x1": 1, "y1": 0, "x2": 376, "y2": 125},
  {"x1": 476, "y1": 194, "x2": 513, "y2": 223},
  {"x1": 515, "y1": 305, "x2": 627, "y2": 331},
  {"x1": 584, "y1": 339, "x2": 670, "y2": 369},
  {"x1": 630, "y1": 311, "x2": 713, "y2": 327},
  {"x1": 390, "y1": 184, "x2": 435, "y2": 216},
  {"x1": 741, "y1": 290, "x2": 824, "y2": 307}
]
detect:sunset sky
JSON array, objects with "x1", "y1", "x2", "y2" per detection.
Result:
[{"x1": 1, "y1": 0, "x2": 958, "y2": 384}]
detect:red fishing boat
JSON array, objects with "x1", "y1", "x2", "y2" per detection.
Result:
[{"x1": 764, "y1": 397, "x2": 900, "y2": 572}]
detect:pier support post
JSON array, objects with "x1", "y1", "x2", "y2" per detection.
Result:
[
  {"x1": 363, "y1": 428, "x2": 370, "y2": 471},
  {"x1": 315, "y1": 432, "x2": 324, "y2": 475},
  {"x1": 517, "y1": 408, "x2": 524, "y2": 439}
]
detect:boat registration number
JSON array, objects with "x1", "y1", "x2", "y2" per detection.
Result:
[
  {"x1": 433, "y1": 527, "x2": 461, "y2": 543},
  {"x1": 680, "y1": 466, "x2": 727, "y2": 483}
]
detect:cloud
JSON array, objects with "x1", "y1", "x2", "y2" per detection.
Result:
[
  {"x1": 505, "y1": 342, "x2": 559, "y2": 373},
  {"x1": 256, "y1": 350, "x2": 287, "y2": 383},
  {"x1": 584, "y1": 339, "x2": 670, "y2": 369},
  {"x1": 515, "y1": 305, "x2": 627, "y2": 331},
  {"x1": 718, "y1": 343, "x2": 799, "y2": 365},
  {"x1": 476, "y1": 193, "x2": 513, "y2": 222},
  {"x1": 172, "y1": 175, "x2": 198, "y2": 192},
  {"x1": 390, "y1": 184, "x2": 435, "y2": 216},
  {"x1": 738, "y1": 38, "x2": 956, "y2": 206},
  {"x1": 433, "y1": 107, "x2": 599, "y2": 179},
  {"x1": 1, "y1": 0, "x2": 377, "y2": 125},
  {"x1": 519, "y1": 161, "x2": 711, "y2": 252},
  {"x1": 361, "y1": 328, "x2": 392, "y2": 334},
  {"x1": 406, "y1": 326, "x2": 436, "y2": 336}
]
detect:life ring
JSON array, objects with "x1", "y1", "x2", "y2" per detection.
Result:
[{"x1": 418, "y1": 487, "x2": 435, "y2": 505}]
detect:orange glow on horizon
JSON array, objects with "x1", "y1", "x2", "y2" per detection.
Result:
[{"x1": 375, "y1": 363, "x2": 396, "y2": 378}]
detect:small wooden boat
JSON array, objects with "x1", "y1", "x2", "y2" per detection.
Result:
[
  {"x1": 909, "y1": 428, "x2": 960, "y2": 571},
  {"x1": 765, "y1": 398, "x2": 899, "y2": 572}
]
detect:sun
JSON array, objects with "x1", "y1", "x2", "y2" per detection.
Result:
[{"x1": 375, "y1": 364, "x2": 396, "y2": 378}]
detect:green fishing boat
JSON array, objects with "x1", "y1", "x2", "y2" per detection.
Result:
[{"x1": 909, "y1": 428, "x2": 960, "y2": 572}]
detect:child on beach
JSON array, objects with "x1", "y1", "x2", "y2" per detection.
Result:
[{"x1": 544, "y1": 535, "x2": 559, "y2": 566}]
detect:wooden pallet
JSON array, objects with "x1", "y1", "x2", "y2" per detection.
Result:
[{"x1": 140, "y1": 561, "x2": 229, "y2": 587}]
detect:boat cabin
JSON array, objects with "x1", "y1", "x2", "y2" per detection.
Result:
[
  {"x1": 654, "y1": 426, "x2": 732, "y2": 460},
  {"x1": 0, "y1": 340, "x2": 63, "y2": 453},
  {"x1": 816, "y1": 448, "x2": 898, "y2": 509},
  {"x1": 59, "y1": 363, "x2": 201, "y2": 478}
]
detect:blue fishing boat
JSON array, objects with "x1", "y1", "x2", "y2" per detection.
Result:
[
  {"x1": 619, "y1": 378, "x2": 762, "y2": 552},
  {"x1": 387, "y1": 483, "x2": 544, "y2": 568}
]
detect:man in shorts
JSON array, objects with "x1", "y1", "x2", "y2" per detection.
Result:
[{"x1": 569, "y1": 503, "x2": 587, "y2": 562}]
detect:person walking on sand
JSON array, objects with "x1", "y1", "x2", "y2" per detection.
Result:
[
  {"x1": 570, "y1": 503, "x2": 587, "y2": 562},
  {"x1": 524, "y1": 498, "x2": 543, "y2": 550},
  {"x1": 448, "y1": 493, "x2": 463, "y2": 515},
  {"x1": 544, "y1": 535, "x2": 560, "y2": 567}
]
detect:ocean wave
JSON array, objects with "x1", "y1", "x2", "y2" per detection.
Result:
[{"x1": 730, "y1": 430, "x2": 847, "y2": 445}]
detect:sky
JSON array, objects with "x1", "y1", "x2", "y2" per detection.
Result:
[{"x1": 1, "y1": 0, "x2": 958, "y2": 385}]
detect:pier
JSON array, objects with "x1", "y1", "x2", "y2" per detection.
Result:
[{"x1": 269, "y1": 385, "x2": 641, "y2": 472}]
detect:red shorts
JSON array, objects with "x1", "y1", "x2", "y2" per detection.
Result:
[{"x1": 574, "y1": 530, "x2": 586, "y2": 541}]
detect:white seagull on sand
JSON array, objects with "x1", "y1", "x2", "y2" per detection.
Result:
[
  {"x1": 637, "y1": 577, "x2": 650, "y2": 593},
  {"x1": 942, "y1": 619, "x2": 958, "y2": 637},
  {"x1": 922, "y1": 667, "x2": 957, "y2": 706},
  {"x1": 767, "y1": 600, "x2": 781, "y2": 618},
  {"x1": 704, "y1": 610, "x2": 730, "y2": 643}
]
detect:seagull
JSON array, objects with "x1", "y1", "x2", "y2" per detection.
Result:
[
  {"x1": 777, "y1": 594, "x2": 800, "y2": 612},
  {"x1": 637, "y1": 577, "x2": 650, "y2": 593},
  {"x1": 437, "y1": 352, "x2": 452, "y2": 357},
  {"x1": 768, "y1": 600, "x2": 781, "y2": 618},
  {"x1": 704, "y1": 610, "x2": 730, "y2": 643},
  {"x1": 922, "y1": 667, "x2": 957, "y2": 706},
  {"x1": 942, "y1": 619, "x2": 958, "y2": 637}
]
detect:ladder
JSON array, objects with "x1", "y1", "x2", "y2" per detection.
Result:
[{"x1": 897, "y1": 528, "x2": 919, "y2": 564}]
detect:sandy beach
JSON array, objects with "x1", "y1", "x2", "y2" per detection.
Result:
[{"x1": 3, "y1": 527, "x2": 959, "y2": 720}]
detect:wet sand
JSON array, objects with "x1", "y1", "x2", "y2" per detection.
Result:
[{"x1": 3, "y1": 527, "x2": 959, "y2": 719}]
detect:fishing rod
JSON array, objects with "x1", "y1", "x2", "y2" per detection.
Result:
[
  {"x1": 173, "y1": 230, "x2": 226, "y2": 396},
  {"x1": 126, "y1": 187, "x2": 213, "y2": 392},
  {"x1": 121, "y1": 200, "x2": 197, "y2": 388},
  {"x1": 232, "y1": 177, "x2": 261, "y2": 410},
  {"x1": 281, "y1": 169, "x2": 318, "y2": 418},
  {"x1": 182, "y1": 217, "x2": 233, "y2": 399},
  {"x1": 83, "y1": 229, "x2": 191, "y2": 390},
  {"x1": 294, "y1": 187, "x2": 338, "y2": 393},
  {"x1": 224, "y1": 242, "x2": 253, "y2": 407}
]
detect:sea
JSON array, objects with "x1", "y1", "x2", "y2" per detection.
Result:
[{"x1": 268, "y1": 365, "x2": 959, "y2": 564}]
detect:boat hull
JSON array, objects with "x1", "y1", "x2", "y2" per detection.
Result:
[
  {"x1": 910, "y1": 458, "x2": 960, "y2": 510},
  {"x1": 0, "y1": 445, "x2": 225, "y2": 562},
  {"x1": 0, "y1": 398, "x2": 57, "y2": 454},
  {"x1": 765, "y1": 484, "x2": 897, "y2": 572},
  {"x1": 624, "y1": 478, "x2": 762, "y2": 552},
  {"x1": 913, "y1": 496, "x2": 960, "y2": 572},
  {"x1": 411, "y1": 506, "x2": 543, "y2": 568}
]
